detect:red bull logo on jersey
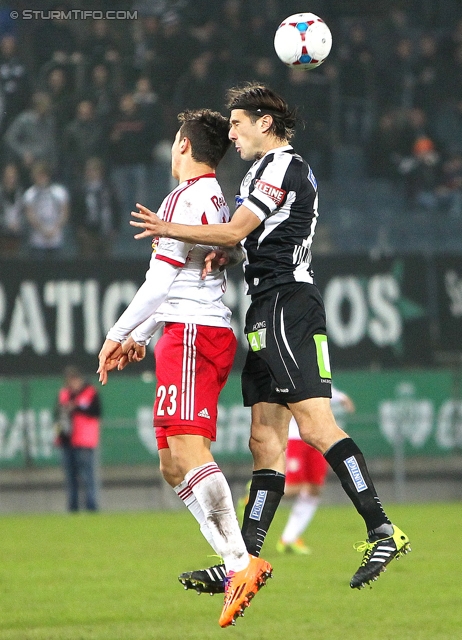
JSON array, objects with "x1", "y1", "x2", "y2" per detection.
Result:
[
  {"x1": 211, "y1": 194, "x2": 227, "y2": 211},
  {"x1": 254, "y1": 180, "x2": 286, "y2": 205}
]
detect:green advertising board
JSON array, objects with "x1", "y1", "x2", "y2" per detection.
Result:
[
  {"x1": 1, "y1": 369, "x2": 461, "y2": 469},
  {"x1": 331, "y1": 370, "x2": 462, "y2": 456}
]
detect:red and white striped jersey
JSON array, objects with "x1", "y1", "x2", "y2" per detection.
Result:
[
  {"x1": 106, "y1": 174, "x2": 233, "y2": 344},
  {"x1": 154, "y1": 173, "x2": 232, "y2": 327}
]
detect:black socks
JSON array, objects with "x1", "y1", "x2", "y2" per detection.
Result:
[
  {"x1": 324, "y1": 437, "x2": 391, "y2": 533},
  {"x1": 241, "y1": 469, "x2": 285, "y2": 556},
  {"x1": 240, "y1": 437, "x2": 389, "y2": 555}
]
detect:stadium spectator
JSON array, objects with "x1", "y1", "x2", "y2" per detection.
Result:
[
  {"x1": 215, "y1": 0, "x2": 250, "y2": 86},
  {"x1": 84, "y1": 19, "x2": 130, "y2": 95},
  {"x1": 131, "y1": 14, "x2": 163, "y2": 80},
  {"x1": 336, "y1": 22, "x2": 375, "y2": 144},
  {"x1": 378, "y1": 37, "x2": 417, "y2": 111},
  {"x1": 83, "y1": 63, "x2": 118, "y2": 122},
  {"x1": 30, "y1": 4, "x2": 79, "y2": 74},
  {"x1": 62, "y1": 99, "x2": 107, "y2": 188},
  {"x1": 80, "y1": 18, "x2": 123, "y2": 70},
  {"x1": 245, "y1": 11, "x2": 277, "y2": 60},
  {"x1": 132, "y1": 75, "x2": 170, "y2": 205},
  {"x1": 406, "y1": 106, "x2": 432, "y2": 143},
  {"x1": 366, "y1": 108, "x2": 414, "y2": 181},
  {"x1": 156, "y1": 12, "x2": 200, "y2": 100},
  {"x1": 374, "y1": 7, "x2": 420, "y2": 60},
  {"x1": 436, "y1": 153, "x2": 462, "y2": 218},
  {"x1": 0, "y1": 161, "x2": 24, "y2": 257},
  {"x1": 413, "y1": 34, "x2": 446, "y2": 117},
  {"x1": 72, "y1": 156, "x2": 120, "y2": 258},
  {"x1": 398, "y1": 135, "x2": 441, "y2": 210},
  {"x1": 132, "y1": 74, "x2": 159, "y2": 114},
  {"x1": 4, "y1": 91, "x2": 58, "y2": 180},
  {"x1": 132, "y1": 74, "x2": 165, "y2": 139},
  {"x1": 54, "y1": 365, "x2": 101, "y2": 512},
  {"x1": 108, "y1": 92, "x2": 155, "y2": 218},
  {"x1": 173, "y1": 52, "x2": 223, "y2": 113},
  {"x1": 189, "y1": 12, "x2": 222, "y2": 58},
  {"x1": 0, "y1": 34, "x2": 30, "y2": 136},
  {"x1": 247, "y1": 55, "x2": 283, "y2": 95},
  {"x1": 44, "y1": 66, "x2": 75, "y2": 141},
  {"x1": 23, "y1": 160, "x2": 69, "y2": 258}
]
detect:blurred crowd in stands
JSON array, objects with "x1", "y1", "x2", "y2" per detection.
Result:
[{"x1": 0, "y1": 0, "x2": 462, "y2": 259}]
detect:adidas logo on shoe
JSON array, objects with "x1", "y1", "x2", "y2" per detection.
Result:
[
  {"x1": 198, "y1": 408, "x2": 210, "y2": 419},
  {"x1": 178, "y1": 563, "x2": 226, "y2": 594}
]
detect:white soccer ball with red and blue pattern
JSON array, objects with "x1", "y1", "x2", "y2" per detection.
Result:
[{"x1": 274, "y1": 13, "x2": 332, "y2": 70}]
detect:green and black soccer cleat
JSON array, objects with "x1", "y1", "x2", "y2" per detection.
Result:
[{"x1": 350, "y1": 525, "x2": 411, "y2": 589}]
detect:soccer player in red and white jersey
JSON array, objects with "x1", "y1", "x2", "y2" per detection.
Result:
[
  {"x1": 97, "y1": 109, "x2": 272, "y2": 627},
  {"x1": 277, "y1": 387, "x2": 355, "y2": 554}
]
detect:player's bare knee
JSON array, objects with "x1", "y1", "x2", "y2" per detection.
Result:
[{"x1": 249, "y1": 432, "x2": 285, "y2": 470}]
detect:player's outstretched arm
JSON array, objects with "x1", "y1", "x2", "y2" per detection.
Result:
[{"x1": 131, "y1": 203, "x2": 260, "y2": 246}]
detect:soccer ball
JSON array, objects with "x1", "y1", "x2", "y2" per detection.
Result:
[{"x1": 274, "y1": 13, "x2": 332, "y2": 70}]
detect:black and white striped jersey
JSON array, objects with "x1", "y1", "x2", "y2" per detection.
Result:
[{"x1": 235, "y1": 144, "x2": 319, "y2": 296}]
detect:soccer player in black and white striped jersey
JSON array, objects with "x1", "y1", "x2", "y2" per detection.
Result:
[{"x1": 131, "y1": 83, "x2": 411, "y2": 591}]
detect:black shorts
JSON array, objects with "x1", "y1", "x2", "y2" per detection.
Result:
[{"x1": 241, "y1": 282, "x2": 332, "y2": 406}]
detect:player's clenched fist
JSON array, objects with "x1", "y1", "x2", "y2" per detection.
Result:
[{"x1": 118, "y1": 336, "x2": 146, "y2": 371}]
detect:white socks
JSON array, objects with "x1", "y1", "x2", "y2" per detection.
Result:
[
  {"x1": 174, "y1": 479, "x2": 219, "y2": 553},
  {"x1": 281, "y1": 492, "x2": 320, "y2": 544},
  {"x1": 176, "y1": 462, "x2": 249, "y2": 573}
]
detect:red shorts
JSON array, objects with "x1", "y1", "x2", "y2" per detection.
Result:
[
  {"x1": 154, "y1": 323, "x2": 237, "y2": 449},
  {"x1": 285, "y1": 439, "x2": 328, "y2": 486}
]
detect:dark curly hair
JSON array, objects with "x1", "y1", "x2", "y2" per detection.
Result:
[
  {"x1": 226, "y1": 82, "x2": 297, "y2": 141},
  {"x1": 178, "y1": 109, "x2": 231, "y2": 168}
]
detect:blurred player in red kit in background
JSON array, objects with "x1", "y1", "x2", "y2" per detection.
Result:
[{"x1": 277, "y1": 387, "x2": 355, "y2": 554}]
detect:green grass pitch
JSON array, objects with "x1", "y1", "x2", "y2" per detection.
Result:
[{"x1": 0, "y1": 503, "x2": 460, "y2": 640}]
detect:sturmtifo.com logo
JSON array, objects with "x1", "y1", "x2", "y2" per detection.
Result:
[{"x1": 10, "y1": 9, "x2": 138, "y2": 20}]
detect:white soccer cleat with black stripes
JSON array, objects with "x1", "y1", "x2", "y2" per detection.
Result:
[
  {"x1": 350, "y1": 525, "x2": 411, "y2": 589},
  {"x1": 178, "y1": 563, "x2": 226, "y2": 595}
]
